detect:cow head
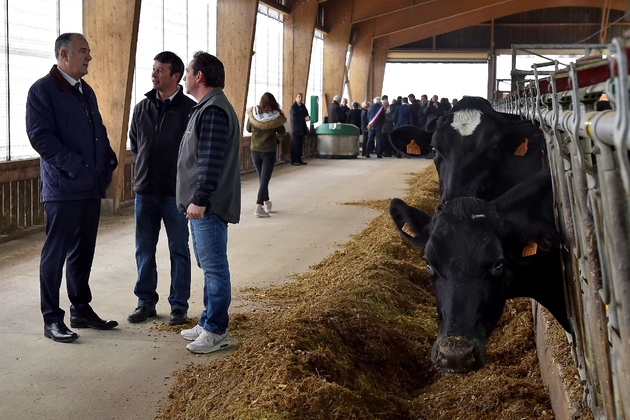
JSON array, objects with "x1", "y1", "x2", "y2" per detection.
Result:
[
  {"x1": 389, "y1": 170, "x2": 566, "y2": 373},
  {"x1": 431, "y1": 96, "x2": 545, "y2": 203}
]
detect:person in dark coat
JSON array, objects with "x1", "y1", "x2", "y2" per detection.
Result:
[
  {"x1": 346, "y1": 101, "x2": 362, "y2": 129},
  {"x1": 394, "y1": 96, "x2": 412, "y2": 127},
  {"x1": 339, "y1": 98, "x2": 350, "y2": 123},
  {"x1": 327, "y1": 95, "x2": 343, "y2": 123},
  {"x1": 25, "y1": 33, "x2": 119, "y2": 343},
  {"x1": 127, "y1": 51, "x2": 195, "y2": 326},
  {"x1": 360, "y1": 101, "x2": 369, "y2": 156},
  {"x1": 381, "y1": 99, "x2": 395, "y2": 157},
  {"x1": 289, "y1": 92, "x2": 310, "y2": 166},
  {"x1": 365, "y1": 97, "x2": 385, "y2": 158}
]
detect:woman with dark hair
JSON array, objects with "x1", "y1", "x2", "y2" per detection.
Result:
[{"x1": 246, "y1": 92, "x2": 286, "y2": 218}]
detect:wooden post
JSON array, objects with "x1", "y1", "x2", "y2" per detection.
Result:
[
  {"x1": 83, "y1": 0, "x2": 141, "y2": 214},
  {"x1": 348, "y1": 19, "x2": 374, "y2": 105},
  {"x1": 282, "y1": 0, "x2": 318, "y2": 124},
  {"x1": 322, "y1": 0, "x2": 354, "y2": 115},
  {"x1": 372, "y1": 36, "x2": 389, "y2": 99},
  {"x1": 217, "y1": 0, "x2": 258, "y2": 132}
]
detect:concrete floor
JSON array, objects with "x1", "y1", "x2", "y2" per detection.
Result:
[{"x1": 0, "y1": 156, "x2": 432, "y2": 420}]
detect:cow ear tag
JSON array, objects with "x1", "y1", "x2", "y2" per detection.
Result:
[
  {"x1": 514, "y1": 138, "x2": 529, "y2": 156},
  {"x1": 407, "y1": 140, "x2": 421, "y2": 155},
  {"x1": 402, "y1": 222, "x2": 416, "y2": 238},
  {"x1": 522, "y1": 241, "x2": 538, "y2": 257}
]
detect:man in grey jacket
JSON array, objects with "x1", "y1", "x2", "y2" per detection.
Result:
[{"x1": 176, "y1": 51, "x2": 241, "y2": 354}]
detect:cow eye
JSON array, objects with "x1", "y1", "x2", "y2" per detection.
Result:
[
  {"x1": 425, "y1": 262, "x2": 435, "y2": 276},
  {"x1": 490, "y1": 259, "x2": 505, "y2": 276}
]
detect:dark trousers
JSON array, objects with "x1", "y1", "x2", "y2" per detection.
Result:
[
  {"x1": 382, "y1": 132, "x2": 393, "y2": 156},
  {"x1": 366, "y1": 130, "x2": 383, "y2": 157},
  {"x1": 40, "y1": 199, "x2": 101, "y2": 324},
  {"x1": 291, "y1": 134, "x2": 304, "y2": 164},
  {"x1": 251, "y1": 150, "x2": 276, "y2": 204}
]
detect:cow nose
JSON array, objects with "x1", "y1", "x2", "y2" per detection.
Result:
[{"x1": 432, "y1": 336, "x2": 485, "y2": 373}]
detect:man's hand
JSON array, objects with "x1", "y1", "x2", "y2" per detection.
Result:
[{"x1": 186, "y1": 203, "x2": 206, "y2": 220}]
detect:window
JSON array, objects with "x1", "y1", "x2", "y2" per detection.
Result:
[
  {"x1": 245, "y1": 4, "x2": 283, "y2": 125},
  {"x1": 0, "y1": 0, "x2": 82, "y2": 161},
  {"x1": 306, "y1": 31, "x2": 323, "y2": 126},
  {"x1": 130, "y1": 0, "x2": 218, "y2": 145}
]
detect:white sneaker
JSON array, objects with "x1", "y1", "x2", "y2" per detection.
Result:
[
  {"x1": 186, "y1": 330, "x2": 231, "y2": 354},
  {"x1": 263, "y1": 201, "x2": 272, "y2": 213},
  {"x1": 180, "y1": 324, "x2": 204, "y2": 341},
  {"x1": 254, "y1": 207, "x2": 270, "y2": 218}
]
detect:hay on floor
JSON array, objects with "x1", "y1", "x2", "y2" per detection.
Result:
[{"x1": 156, "y1": 165, "x2": 584, "y2": 420}]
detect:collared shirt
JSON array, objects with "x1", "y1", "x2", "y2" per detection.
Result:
[{"x1": 57, "y1": 67, "x2": 82, "y2": 93}]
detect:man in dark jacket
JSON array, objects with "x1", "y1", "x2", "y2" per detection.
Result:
[
  {"x1": 327, "y1": 95, "x2": 343, "y2": 123},
  {"x1": 289, "y1": 92, "x2": 310, "y2": 166},
  {"x1": 365, "y1": 97, "x2": 385, "y2": 158},
  {"x1": 127, "y1": 51, "x2": 195, "y2": 326},
  {"x1": 26, "y1": 33, "x2": 118, "y2": 343}
]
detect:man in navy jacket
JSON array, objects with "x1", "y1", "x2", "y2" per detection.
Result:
[{"x1": 26, "y1": 33, "x2": 118, "y2": 343}]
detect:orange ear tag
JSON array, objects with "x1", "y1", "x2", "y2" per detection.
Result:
[
  {"x1": 522, "y1": 241, "x2": 538, "y2": 257},
  {"x1": 402, "y1": 222, "x2": 416, "y2": 238},
  {"x1": 407, "y1": 139, "x2": 421, "y2": 155},
  {"x1": 514, "y1": 138, "x2": 529, "y2": 156}
]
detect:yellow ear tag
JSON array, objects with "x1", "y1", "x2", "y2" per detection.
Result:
[
  {"x1": 402, "y1": 222, "x2": 416, "y2": 238},
  {"x1": 522, "y1": 241, "x2": 538, "y2": 257},
  {"x1": 514, "y1": 138, "x2": 529, "y2": 156},
  {"x1": 407, "y1": 139, "x2": 421, "y2": 155}
]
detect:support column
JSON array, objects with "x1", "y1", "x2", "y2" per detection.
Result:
[
  {"x1": 372, "y1": 36, "x2": 389, "y2": 100},
  {"x1": 282, "y1": 0, "x2": 318, "y2": 120},
  {"x1": 322, "y1": 0, "x2": 354, "y2": 115},
  {"x1": 348, "y1": 20, "x2": 374, "y2": 105},
  {"x1": 217, "y1": 0, "x2": 258, "y2": 130},
  {"x1": 83, "y1": 0, "x2": 141, "y2": 213}
]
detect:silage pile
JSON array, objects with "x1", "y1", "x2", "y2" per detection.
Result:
[{"x1": 157, "y1": 165, "x2": 571, "y2": 420}]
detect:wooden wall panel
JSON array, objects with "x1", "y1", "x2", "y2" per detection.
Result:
[
  {"x1": 321, "y1": 0, "x2": 354, "y2": 113},
  {"x1": 348, "y1": 20, "x2": 374, "y2": 105},
  {"x1": 282, "y1": 0, "x2": 318, "y2": 124},
  {"x1": 83, "y1": 0, "x2": 141, "y2": 212},
  {"x1": 217, "y1": 0, "x2": 258, "y2": 131}
]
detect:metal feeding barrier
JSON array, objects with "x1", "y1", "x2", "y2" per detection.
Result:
[{"x1": 495, "y1": 38, "x2": 630, "y2": 420}]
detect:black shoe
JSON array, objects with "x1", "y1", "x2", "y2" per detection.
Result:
[
  {"x1": 70, "y1": 313, "x2": 118, "y2": 330},
  {"x1": 377, "y1": 155, "x2": 383, "y2": 158},
  {"x1": 365, "y1": 155, "x2": 371, "y2": 158},
  {"x1": 44, "y1": 322, "x2": 79, "y2": 343},
  {"x1": 298, "y1": 161, "x2": 308, "y2": 165},
  {"x1": 169, "y1": 308, "x2": 188, "y2": 325},
  {"x1": 291, "y1": 162, "x2": 301, "y2": 166},
  {"x1": 127, "y1": 305, "x2": 157, "y2": 323}
]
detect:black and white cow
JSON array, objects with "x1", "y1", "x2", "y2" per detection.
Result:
[
  {"x1": 391, "y1": 96, "x2": 546, "y2": 203},
  {"x1": 389, "y1": 169, "x2": 570, "y2": 373}
]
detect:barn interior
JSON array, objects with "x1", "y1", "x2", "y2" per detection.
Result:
[{"x1": 1, "y1": 1, "x2": 629, "y2": 419}]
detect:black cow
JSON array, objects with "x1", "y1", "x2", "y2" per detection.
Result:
[
  {"x1": 391, "y1": 96, "x2": 546, "y2": 203},
  {"x1": 389, "y1": 169, "x2": 570, "y2": 373}
]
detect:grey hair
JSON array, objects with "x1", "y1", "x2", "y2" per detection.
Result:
[
  {"x1": 373, "y1": 97, "x2": 382, "y2": 104},
  {"x1": 55, "y1": 33, "x2": 84, "y2": 60},
  {"x1": 333, "y1": 95, "x2": 341, "y2": 102}
]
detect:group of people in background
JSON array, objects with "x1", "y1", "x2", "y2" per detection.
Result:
[{"x1": 326, "y1": 93, "x2": 458, "y2": 158}]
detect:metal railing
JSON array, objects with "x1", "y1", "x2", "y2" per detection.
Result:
[{"x1": 495, "y1": 38, "x2": 630, "y2": 420}]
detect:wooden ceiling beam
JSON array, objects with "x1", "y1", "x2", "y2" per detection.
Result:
[
  {"x1": 364, "y1": 0, "x2": 626, "y2": 49},
  {"x1": 373, "y1": 0, "x2": 626, "y2": 39}
]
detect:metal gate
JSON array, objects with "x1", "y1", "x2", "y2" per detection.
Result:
[{"x1": 495, "y1": 37, "x2": 630, "y2": 420}]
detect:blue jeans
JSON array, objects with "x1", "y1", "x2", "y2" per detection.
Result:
[
  {"x1": 189, "y1": 214, "x2": 231, "y2": 334},
  {"x1": 134, "y1": 194, "x2": 191, "y2": 311},
  {"x1": 251, "y1": 150, "x2": 275, "y2": 205}
]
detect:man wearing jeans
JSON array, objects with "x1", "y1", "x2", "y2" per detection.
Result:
[
  {"x1": 127, "y1": 51, "x2": 195, "y2": 325},
  {"x1": 176, "y1": 51, "x2": 241, "y2": 354}
]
